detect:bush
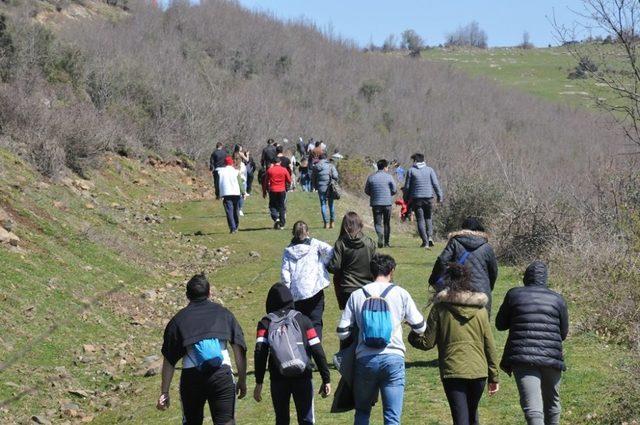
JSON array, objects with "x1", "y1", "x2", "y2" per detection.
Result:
[
  {"x1": 359, "y1": 80, "x2": 384, "y2": 103},
  {"x1": 335, "y1": 157, "x2": 372, "y2": 193}
]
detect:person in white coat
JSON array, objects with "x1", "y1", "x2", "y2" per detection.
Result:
[
  {"x1": 281, "y1": 221, "x2": 333, "y2": 339},
  {"x1": 218, "y1": 156, "x2": 245, "y2": 233}
]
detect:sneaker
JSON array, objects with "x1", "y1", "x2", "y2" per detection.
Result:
[
  {"x1": 323, "y1": 222, "x2": 328, "y2": 229},
  {"x1": 428, "y1": 239, "x2": 435, "y2": 247},
  {"x1": 239, "y1": 210, "x2": 244, "y2": 217},
  {"x1": 274, "y1": 220, "x2": 281, "y2": 230},
  {"x1": 329, "y1": 221, "x2": 334, "y2": 229},
  {"x1": 384, "y1": 243, "x2": 391, "y2": 248},
  {"x1": 420, "y1": 242, "x2": 427, "y2": 248},
  {"x1": 378, "y1": 241, "x2": 384, "y2": 249}
]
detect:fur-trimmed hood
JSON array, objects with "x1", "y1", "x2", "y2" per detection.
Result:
[
  {"x1": 447, "y1": 229, "x2": 489, "y2": 251},
  {"x1": 434, "y1": 289, "x2": 488, "y2": 320}
]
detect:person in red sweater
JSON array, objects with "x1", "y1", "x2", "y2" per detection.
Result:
[{"x1": 262, "y1": 157, "x2": 292, "y2": 229}]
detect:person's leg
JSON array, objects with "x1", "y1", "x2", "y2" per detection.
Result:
[
  {"x1": 180, "y1": 369, "x2": 207, "y2": 425},
  {"x1": 207, "y1": 366, "x2": 237, "y2": 425},
  {"x1": 277, "y1": 192, "x2": 287, "y2": 227},
  {"x1": 383, "y1": 206, "x2": 392, "y2": 246},
  {"x1": 238, "y1": 193, "x2": 244, "y2": 212},
  {"x1": 268, "y1": 192, "x2": 279, "y2": 225},
  {"x1": 246, "y1": 173, "x2": 254, "y2": 194},
  {"x1": 291, "y1": 378, "x2": 315, "y2": 425},
  {"x1": 270, "y1": 379, "x2": 293, "y2": 425},
  {"x1": 294, "y1": 291, "x2": 324, "y2": 340},
  {"x1": 378, "y1": 355, "x2": 405, "y2": 425},
  {"x1": 424, "y1": 198, "x2": 434, "y2": 244},
  {"x1": 231, "y1": 196, "x2": 240, "y2": 230},
  {"x1": 318, "y1": 192, "x2": 328, "y2": 225},
  {"x1": 222, "y1": 197, "x2": 236, "y2": 232},
  {"x1": 328, "y1": 196, "x2": 335, "y2": 224},
  {"x1": 372, "y1": 207, "x2": 384, "y2": 248},
  {"x1": 441, "y1": 378, "x2": 469, "y2": 425},
  {"x1": 466, "y1": 378, "x2": 487, "y2": 425},
  {"x1": 354, "y1": 355, "x2": 381, "y2": 425},
  {"x1": 514, "y1": 367, "x2": 545, "y2": 425},
  {"x1": 413, "y1": 201, "x2": 428, "y2": 245},
  {"x1": 540, "y1": 368, "x2": 562, "y2": 425}
]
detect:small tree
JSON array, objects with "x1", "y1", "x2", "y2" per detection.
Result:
[
  {"x1": 520, "y1": 31, "x2": 534, "y2": 49},
  {"x1": 382, "y1": 34, "x2": 397, "y2": 52},
  {"x1": 445, "y1": 21, "x2": 488, "y2": 48},
  {"x1": 401, "y1": 29, "x2": 424, "y2": 57}
]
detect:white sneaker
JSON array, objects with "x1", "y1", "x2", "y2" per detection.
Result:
[{"x1": 239, "y1": 210, "x2": 245, "y2": 217}]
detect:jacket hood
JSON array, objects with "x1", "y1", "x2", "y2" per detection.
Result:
[
  {"x1": 285, "y1": 238, "x2": 313, "y2": 260},
  {"x1": 414, "y1": 162, "x2": 426, "y2": 169},
  {"x1": 266, "y1": 282, "x2": 294, "y2": 313},
  {"x1": 435, "y1": 289, "x2": 488, "y2": 320},
  {"x1": 523, "y1": 260, "x2": 548, "y2": 287},
  {"x1": 449, "y1": 229, "x2": 488, "y2": 250},
  {"x1": 341, "y1": 233, "x2": 366, "y2": 249}
]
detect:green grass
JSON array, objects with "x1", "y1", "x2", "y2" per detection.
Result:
[{"x1": 0, "y1": 149, "x2": 633, "y2": 424}]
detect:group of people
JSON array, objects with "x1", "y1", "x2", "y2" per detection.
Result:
[{"x1": 157, "y1": 203, "x2": 569, "y2": 425}]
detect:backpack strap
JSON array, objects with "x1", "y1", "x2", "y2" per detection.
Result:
[
  {"x1": 458, "y1": 249, "x2": 471, "y2": 265},
  {"x1": 362, "y1": 288, "x2": 372, "y2": 299},
  {"x1": 380, "y1": 284, "x2": 396, "y2": 298}
]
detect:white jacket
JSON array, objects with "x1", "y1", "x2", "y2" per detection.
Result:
[
  {"x1": 281, "y1": 238, "x2": 334, "y2": 301},
  {"x1": 218, "y1": 166, "x2": 243, "y2": 197}
]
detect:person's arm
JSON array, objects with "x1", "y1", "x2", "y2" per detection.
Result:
[
  {"x1": 158, "y1": 319, "x2": 185, "y2": 411},
  {"x1": 331, "y1": 165, "x2": 339, "y2": 181},
  {"x1": 430, "y1": 168, "x2": 443, "y2": 202},
  {"x1": 280, "y1": 252, "x2": 292, "y2": 288},
  {"x1": 403, "y1": 291, "x2": 426, "y2": 335},
  {"x1": 156, "y1": 357, "x2": 175, "y2": 410},
  {"x1": 559, "y1": 297, "x2": 569, "y2": 341},
  {"x1": 326, "y1": 241, "x2": 343, "y2": 274},
  {"x1": 262, "y1": 170, "x2": 269, "y2": 198},
  {"x1": 315, "y1": 239, "x2": 334, "y2": 265},
  {"x1": 336, "y1": 295, "x2": 356, "y2": 341},
  {"x1": 408, "y1": 306, "x2": 438, "y2": 350},
  {"x1": 232, "y1": 343, "x2": 247, "y2": 399},
  {"x1": 403, "y1": 169, "x2": 412, "y2": 200},
  {"x1": 253, "y1": 321, "x2": 269, "y2": 402},
  {"x1": 302, "y1": 319, "x2": 331, "y2": 396},
  {"x1": 487, "y1": 246, "x2": 498, "y2": 291},
  {"x1": 209, "y1": 153, "x2": 215, "y2": 172},
  {"x1": 364, "y1": 176, "x2": 371, "y2": 196},
  {"x1": 482, "y1": 311, "x2": 500, "y2": 384},
  {"x1": 238, "y1": 172, "x2": 246, "y2": 196},
  {"x1": 428, "y1": 240, "x2": 455, "y2": 286},
  {"x1": 390, "y1": 176, "x2": 398, "y2": 196},
  {"x1": 285, "y1": 168, "x2": 292, "y2": 184},
  {"x1": 495, "y1": 292, "x2": 511, "y2": 331}
]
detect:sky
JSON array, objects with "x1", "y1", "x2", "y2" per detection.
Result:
[{"x1": 233, "y1": 0, "x2": 593, "y2": 48}]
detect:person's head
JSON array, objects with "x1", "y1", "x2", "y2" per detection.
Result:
[
  {"x1": 339, "y1": 212, "x2": 363, "y2": 239},
  {"x1": 461, "y1": 216, "x2": 485, "y2": 232},
  {"x1": 370, "y1": 254, "x2": 396, "y2": 280},
  {"x1": 443, "y1": 263, "x2": 473, "y2": 292},
  {"x1": 291, "y1": 221, "x2": 309, "y2": 243},
  {"x1": 315, "y1": 141, "x2": 321, "y2": 148},
  {"x1": 267, "y1": 138, "x2": 274, "y2": 145},
  {"x1": 273, "y1": 157, "x2": 281, "y2": 165},
  {"x1": 377, "y1": 159, "x2": 389, "y2": 171},
  {"x1": 276, "y1": 145, "x2": 284, "y2": 154},
  {"x1": 224, "y1": 156, "x2": 234, "y2": 166},
  {"x1": 265, "y1": 282, "x2": 294, "y2": 313},
  {"x1": 216, "y1": 142, "x2": 223, "y2": 149},
  {"x1": 186, "y1": 273, "x2": 210, "y2": 301},
  {"x1": 234, "y1": 144, "x2": 242, "y2": 153},
  {"x1": 411, "y1": 153, "x2": 424, "y2": 163},
  {"x1": 523, "y1": 260, "x2": 548, "y2": 287}
]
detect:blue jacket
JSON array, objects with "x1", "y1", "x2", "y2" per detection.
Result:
[
  {"x1": 364, "y1": 171, "x2": 397, "y2": 206},
  {"x1": 404, "y1": 162, "x2": 443, "y2": 201}
]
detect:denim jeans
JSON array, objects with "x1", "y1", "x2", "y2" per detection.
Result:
[
  {"x1": 372, "y1": 205, "x2": 392, "y2": 246},
  {"x1": 513, "y1": 366, "x2": 562, "y2": 425},
  {"x1": 222, "y1": 196, "x2": 240, "y2": 232},
  {"x1": 354, "y1": 354, "x2": 405, "y2": 425},
  {"x1": 318, "y1": 191, "x2": 335, "y2": 224},
  {"x1": 300, "y1": 173, "x2": 312, "y2": 192},
  {"x1": 413, "y1": 198, "x2": 433, "y2": 244}
]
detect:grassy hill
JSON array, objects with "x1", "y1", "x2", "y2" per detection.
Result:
[{"x1": 0, "y1": 149, "x2": 634, "y2": 424}]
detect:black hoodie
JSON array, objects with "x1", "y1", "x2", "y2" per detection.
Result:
[
  {"x1": 495, "y1": 261, "x2": 569, "y2": 374},
  {"x1": 254, "y1": 283, "x2": 330, "y2": 384}
]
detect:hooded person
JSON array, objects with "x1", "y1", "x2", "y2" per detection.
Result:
[
  {"x1": 495, "y1": 261, "x2": 569, "y2": 425},
  {"x1": 428, "y1": 217, "x2": 498, "y2": 313},
  {"x1": 409, "y1": 263, "x2": 499, "y2": 425},
  {"x1": 253, "y1": 283, "x2": 331, "y2": 425}
]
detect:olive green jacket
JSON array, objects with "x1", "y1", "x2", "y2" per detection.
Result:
[{"x1": 409, "y1": 289, "x2": 499, "y2": 383}]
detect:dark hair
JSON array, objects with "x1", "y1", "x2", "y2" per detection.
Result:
[
  {"x1": 186, "y1": 273, "x2": 210, "y2": 300},
  {"x1": 411, "y1": 153, "x2": 424, "y2": 163},
  {"x1": 443, "y1": 263, "x2": 474, "y2": 292},
  {"x1": 216, "y1": 142, "x2": 223, "y2": 149},
  {"x1": 276, "y1": 145, "x2": 284, "y2": 154},
  {"x1": 315, "y1": 141, "x2": 321, "y2": 147},
  {"x1": 273, "y1": 157, "x2": 281, "y2": 164},
  {"x1": 461, "y1": 216, "x2": 485, "y2": 232},
  {"x1": 233, "y1": 144, "x2": 242, "y2": 153},
  {"x1": 370, "y1": 254, "x2": 396, "y2": 277},
  {"x1": 267, "y1": 138, "x2": 274, "y2": 145},
  {"x1": 339, "y1": 212, "x2": 363, "y2": 239},
  {"x1": 377, "y1": 159, "x2": 388, "y2": 170},
  {"x1": 291, "y1": 221, "x2": 309, "y2": 243}
]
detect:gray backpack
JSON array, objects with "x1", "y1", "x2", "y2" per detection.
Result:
[{"x1": 267, "y1": 310, "x2": 309, "y2": 377}]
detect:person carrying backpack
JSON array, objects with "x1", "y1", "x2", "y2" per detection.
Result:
[
  {"x1": 428, "y1": 217, "x2": 498, "y2": 314},
  {"x1": 254, "y1": 283, "x2": 331, "y2": 425},
  {"x1": 403, "y1": 153, "x2": 443, "y2": 247},
  {"x1": 336, "y1": 254, "x2": 426, "y2": 425},
  {"x1": 409, "y1": 263, "x2": 499, "y2": 425},
  {"x1": 311, "y1": 154, "x2": 339, "y2": 229},
  {"x1": 157, "y1": 274, "x2": 247, "y2": 425},
  {"x1": 495, "y1": 261, "x2": 569, "y2": 425}
]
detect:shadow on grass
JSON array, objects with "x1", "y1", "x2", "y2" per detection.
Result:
[
  {"x1": 239, "y1": 227, "x2": 273, "y2": 232},
  {"x1": 405, "y1": 359, "x2": 439, "y2": 369}
]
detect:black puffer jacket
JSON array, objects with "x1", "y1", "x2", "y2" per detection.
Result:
[
  {"x1": 428, "y1": 230, "x2": 498, "y2": 313},
  {"x1": 495, "y1": 261, "x2": 569, "y2": 374}
]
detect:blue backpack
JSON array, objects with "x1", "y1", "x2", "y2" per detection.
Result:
[
  {"x1": 361, "y1": 285, "x2": 396, "y2": 348},
  {"x1": 435, "y1": 249, "x2": 471, "y2": 290},
  {"x1": 187, "y1": 338, "x2": 224, "y2": 374}
]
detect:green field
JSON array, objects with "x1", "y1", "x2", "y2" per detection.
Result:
[{"x1": 0, "y1": 149, "x2": 633, "y2": 424}]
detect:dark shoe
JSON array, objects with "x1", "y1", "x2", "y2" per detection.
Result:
[
  {"x1": 428, "y1": 239, "x2": 435, "y2": 247},
  {"x1": 329, "y1": 221, "x2": 334, "y2": 229},
  {"x1": 273, "y1": 220, "x2": 281, "y2": 230},
  {"x1": 384, "y1": 243, "x2": 391, "y2": 248},
  {"x1": 420, "y1": 242, "x2": 427, "y2": 248},
  {"x1": 323, "y1": 222, "x2": 328, "y2": 229},
  {"x1": 378, "y1": 241, "x2": 384, "y2": 249}
]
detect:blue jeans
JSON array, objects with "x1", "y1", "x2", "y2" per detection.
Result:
[
  {"x1": 354, "y1": 354, "x2": 405, "y2": 425},
  {"x1": 300, "y1": 173, "x2": 312, "y2": 192},
  {"x1": 318, "y1": 191, "x2": 335, "y2": 224}
]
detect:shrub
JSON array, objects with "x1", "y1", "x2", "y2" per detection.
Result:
[
  {"x1": 359, "y1": 80, "x2": 384, "y2": 103},
  {"x1": 335, "y1": 157, "x2": 372, "y2": 193}
]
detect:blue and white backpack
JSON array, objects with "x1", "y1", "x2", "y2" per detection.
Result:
[
  {"x1": 361, "y1": 285, "x2": 396, "y2": 348},
  {"x1": 187, "y1": 338, "x2": 224, "y2": 374}
]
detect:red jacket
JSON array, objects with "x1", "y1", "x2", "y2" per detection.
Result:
[{"x1": 263, "y1": 164, "x2": 291, "y2": 194}]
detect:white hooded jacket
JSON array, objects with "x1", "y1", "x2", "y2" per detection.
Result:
[{"x1": 281, "y1": 238, "x2": 334, "y2": 301}]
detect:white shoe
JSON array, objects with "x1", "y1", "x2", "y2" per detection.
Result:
[{"x1": 239, "y1": 210, "x2": 245, "y2": 217}]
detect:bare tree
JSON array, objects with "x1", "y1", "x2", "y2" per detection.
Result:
[
  {"x1": 445, "y1": 21, "x2": 488, "y2": 48},
  {"x1": 520, "y1": 31, "x2": 534, "y2": 49},
  {"x1": 400, "y1": 29, "x2": 424, "y2": 57},
  {"x1": 382, "y1": 33, "x2": 397, "y2": 52}
]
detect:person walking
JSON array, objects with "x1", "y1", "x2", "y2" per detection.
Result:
[
  {"x1": 261, "y1": 139, "x2": 278, "y2": 169},
  {"x1": 312, "y1": 154, "x2": 339, "y2": 229},
  {"x1": 495, "y1": 261, "x2": 569, "y2": 425},
  {"x1": 365, "y1": 159, "x2": 398, "y2": 248},
  {"x1": 281, "y1": 221, "x2": 334, "y2": 339},
  {"x1": 428, "y1": 217, "x2": 498, "y2": 314},
  {"x1": 157, "y1": 273, "x2": 247, "y2": 425},
  {"x1": 218, "y1": 156, "x2": 245, "y2": 234},
  {"x1": 233, "y1": 151, "x2": 248, "y2": 217},
  {"x1": 327, "y1": 212, "x2": 377, "y2": 310},
  {"x1": 209, "y1": 142, "x2": 228, "y2": 200},
  {"x1": 263, "y1": 158, "x2": 292, "y2": 230},
  {"x1": 298, "y1": 158, "x2": 312, "y2": 192},
  {"x1": 253, "y1": 283, "x2": 331, "y2": 425},
  {"x1": 245, "y1": 151, "x2": 256, "y2": 195},
  {"x1": 297, "y1": 137, "x2": 307, "y2": 158},
  {"x1": 337, "y1": 254, "x2": 426, "y2": 425},
  {"x1": 409, "y1": 263, "x2": 499, "y2": 425},
  {"x1": 403, "y1": 153, "x2": 443, "y2": 247}
]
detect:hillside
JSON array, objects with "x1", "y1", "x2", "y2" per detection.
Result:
[{"x1": 0, "y1": 148, "x2": 635, "y2": 424}]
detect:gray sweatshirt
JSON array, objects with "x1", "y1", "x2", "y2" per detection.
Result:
[
  {"x1": 312, "y1": 160, "x2": 339, "y2": 193},
  {"x1": 404, "y1": 162, "x2": 443, "y2": 201},
  {"x1": 365, "y1": 171, "x2": 397, "y2": 207}
]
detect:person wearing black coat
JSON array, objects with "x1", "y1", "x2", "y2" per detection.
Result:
[
  {"x1": 495, "y1": 260, "x2": 569, "y2": 425},
  {"x1": 428, "y1": 217, "x2": 498, "y2": 313}
]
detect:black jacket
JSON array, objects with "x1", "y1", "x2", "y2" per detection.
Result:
[
  {"x1": 209, "y1": 148, "x2": 228, "y2": 171},
  {"x1": 327, "y1": 233, "x2": 377, "y2": 302},
  {"x1": 495, "y1": 261, "x2": 569, "y2": 374},
  {"x1": 428, "y1": 230, "x2": 498, "y2": 312}
]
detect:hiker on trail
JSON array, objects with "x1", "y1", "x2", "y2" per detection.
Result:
[
  {"x1": 245, "y1": 151, "x2": 256, "y2": 195},
  {"x1": 261, "y1": 139, "x2": 277, "y2": 169},
  {"x1": 403, "y1": 153, "x2": 443, "y2": 248},
  {"x1": 233, "y1": 148, "x2": 248, "y2": 217},
  {"x1": 310, "y1": 141, "x2": 324, "y2": 165},
  {"x1": 219, "y1": 156, "x2": 246, "y2": 234},
  {"x1": 289, "y1": 151, "x2": 298, "y2": 191},
  {"x1": 209, "y1": 142, "x2": 228, "y2": 200},
  {"x1": 409, "y1": 263, "x2": 500, "y2": 425},
  {"x1": 297, "y1": 137, "x2": 307, "y2": 158},
  {"x1": 281, "y1": 221, "x2": 333, "y2": 339},
  {"x1": 262, "y1": 157, "x2": 291, "y2": 230},
  {"x1": 327, "y1": 212, "x2": 377, "y2": 310},
  {"x1": 495, "y1": 261, "x2": 569, "y2": 425},
  {"x1": 331, "y1": 148, "x2": 344, "y2": 161},
  {"x1": 337, "y1": 254, "x2": 426, "y2": 425},
  {"x1": 312, "y1": 154, "x2": 339, "y2": 229},
  {"x1": 253, "y1": 283, "x2": 331, "y2": 425},
  {"x1": 428, "y1": 217, "x2": 498, "y2": 314},
  {"x1": 157, "y1": 273, "x2": 247, "y2": 425},
  {"x1": 298, "y1": 157, "x2": 312, "y2": 192},
  {"x1": 364, "y1": 159, "x2": 398, "y2": 248},
  {"x1": 393, "y1": 160, "x2": 405, "y2": 184}
]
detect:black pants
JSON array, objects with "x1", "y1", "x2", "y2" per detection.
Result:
[
  {"x1": 372, "y1": 205, "x2": 392, "y2": 246},
  {"x1": 413, "y1": 197, "x2": 434, "y2": 244},
  {"x1": 213, "y1": 170, "x2": 221, "y2": 200},
  {"x1": 270, "y1": 378, "x2": 315, "y2": 425},
  {"x1": 294, "y1": 290, "x2": 324, "y2": 340},
  {"x1": 180, "y1": 366, "x2": 236, "y2": 425},
  {"x1": 269, "y1": 191, "x2": 287, "y2": 226},
  {"x1": 223, "y1": 196, "x2": 241, "y2": 232},
  {"x1": 246, "y1": 172, "x2": 254, "y2": 194},
  {"x1": 442, "y1": 378, "x2": 486, "y2": 425}
]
